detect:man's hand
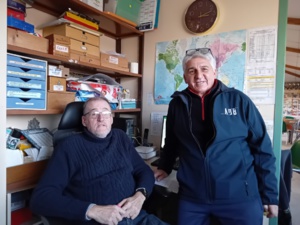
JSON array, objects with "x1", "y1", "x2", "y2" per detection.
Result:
[
  {"x1": 117, "y1": 192, "x2": 146, "y2": 220},
  {"x1": 264, "y1": 204, "x2": 278, "y2": 218},
  {"x1": 86, "y1": 204, "x2": 126, "y2": 225},
  {"x1": 154, "y1": 169, "x2": 168, "y2": 181}
]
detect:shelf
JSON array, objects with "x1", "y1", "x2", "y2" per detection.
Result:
[
  {"x1": 7, "y1": 160, "x2": 49, "y2": 193},
  {"x1": 30, "y1": 0, "x2": 143, "y2": 39},
  {"x1": 7, "y1": 45, "x2": 142, "y2": 78},
  {"x1": 7, "y1": 108, "x2": 141, "y2": 115}
]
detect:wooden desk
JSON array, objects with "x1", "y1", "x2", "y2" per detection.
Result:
[{"x1": 6, "y1": 160, "x2": 48, "y2": 225}]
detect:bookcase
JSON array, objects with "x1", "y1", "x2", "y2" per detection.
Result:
[{"x1": 6, "y1": 1, "x2": 144, "y2": 224}]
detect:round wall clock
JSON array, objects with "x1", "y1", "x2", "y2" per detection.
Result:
[{"x1": 184, "y1": 0, "x2": 219, "y2": 34}]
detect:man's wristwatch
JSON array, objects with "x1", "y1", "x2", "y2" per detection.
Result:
[{"x1": 135, "y1": 187, "x2": 147, "y2": 198}]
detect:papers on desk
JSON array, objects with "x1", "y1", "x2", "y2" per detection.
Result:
[
  {"x1": 155, "y1": 170, "x2": 179, "y2": 193},
  {"x1": 25, "y1": 146, "x2": 53, "y2": 161}
]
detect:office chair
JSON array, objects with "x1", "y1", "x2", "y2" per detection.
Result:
[
  {"x1": 37, "y1": 101, "x2": 85, "y2": 225},
  {"x1": 53, "y1": 101, "x2": 85, "y2": 147},
  {"x1": 291, "y1": 140, "x2": 300, "y2": 173}
]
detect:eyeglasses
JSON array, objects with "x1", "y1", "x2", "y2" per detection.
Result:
[
  {"x1": 84, "y1": 109, "x2": 112, "y2": 119},
  {"x1": 185, "y1": 48, "x2": 213, "y2": 56}
]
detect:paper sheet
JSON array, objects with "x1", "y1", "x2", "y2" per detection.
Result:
[
  {"x1": 155, "y1": 170, "x2": 179, "y2": 193},
  {"x1": 150, "y1": 112, "x2": 167, "y2": 136}
]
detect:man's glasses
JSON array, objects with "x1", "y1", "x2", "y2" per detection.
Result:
[
  {"x1": 185, "y1": 48, "x2": 213, "y2": 56},
  {"x1": 84, "y1": 109, "x2": 112, "y2": 119}
]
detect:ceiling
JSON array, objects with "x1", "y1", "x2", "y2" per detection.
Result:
[{"x1": 285, "y1": 0, "x2": 300, "y2": 82}]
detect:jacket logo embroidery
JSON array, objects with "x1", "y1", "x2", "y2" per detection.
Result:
[{"x1": 224, "y1": 108, "x2": 237, "y2": 115}]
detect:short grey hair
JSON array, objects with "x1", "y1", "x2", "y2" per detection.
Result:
[
  {"x1": 182, "y1": 51, "x2": 216, "y2": 72},
  {"x1": 83, "y1": 97, "x2": 111, "y2": 115}
]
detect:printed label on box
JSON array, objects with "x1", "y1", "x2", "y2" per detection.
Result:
[
  {"x1": 108, "y1": 56, "x2": 119, "y2": 65},
  {"x1": 53, "y1": 85, "x2": 64, "y2": 91},
  {"x1": 55, "y1": 44, "x2": 69, "y2": 53}
]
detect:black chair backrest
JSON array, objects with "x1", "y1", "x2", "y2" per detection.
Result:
[
  {"x1": 53, "y1": 101, "x2": 85, "y2": 146},
  {"x1": 57, "y1": 101, "x2": 84, "y2": 130}
]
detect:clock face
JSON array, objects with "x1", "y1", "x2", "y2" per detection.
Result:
[{"x1": 185, "y1": 0, "x2": 218, "y2": 34}]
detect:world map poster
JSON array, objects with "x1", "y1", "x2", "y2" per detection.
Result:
[{"x1": 154, "y1": 29, "x2": 246, "y2": 104}]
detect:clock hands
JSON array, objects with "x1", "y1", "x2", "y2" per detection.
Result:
[{"x1": 199, "y1": 10, "x2": 212, "y2": 18}]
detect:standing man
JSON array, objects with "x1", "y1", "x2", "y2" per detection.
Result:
[
  {"x1": 154, "y1": 48, "x2": 278, "y2": 225},
  {"x1": 30, "y1": 97, "x2": 168, "y2": 225}
]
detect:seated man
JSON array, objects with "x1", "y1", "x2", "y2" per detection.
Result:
[{"x1": 30, "y1": 97, "x2": 168, "y2": 225}]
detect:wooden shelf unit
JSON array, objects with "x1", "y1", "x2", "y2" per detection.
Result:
[{"x1": 30, "y1": 0, "x2": 143, "y2": 39}]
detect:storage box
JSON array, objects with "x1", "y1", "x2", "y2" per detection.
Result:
[
  {"x1": 11, "y1": 207, "x2": 32, "y2": 225},
  {"x1": 7, "y1": 76, "x2": 46, "y2": 90},
  {"x1": 100, "y1": 53, "x2": 129, "y2": 72},
  {"x1": 7, "y1": 16, "x2": 34, "y2": 33},
  {"x1": 70, "y1": 51, "x2": 100, "y2": 66},
  {"x1": 7, "y1": 53, "x2": 47, "y2": 72},
  {"x1": 7, "y1": 0, "x2": 26, "y2": 13},
  {"x1": 43, "y1": 24, "x2": 100, "y2": 47},
  {"x1": 7, "y1": 87, "x2": 45, "y2": 99},
  {"x1": 48, "y1": 76, "x2": 66, "y2": 92},
  {"x1": 70, "y1": 39, "x2": 100, "y2": 57},
  {"x1": 7, "y1": 65, "x2": 46, "y2": 81},
  {"x1": 46, "y1": 34, "x2": 70, "y2": 58},
  {"x1": 47, "y1": 91, "x2": 75, "y2": 111},
  {"x1": 121, "y1": 99, "x2": 137, "y2": 109},
  {"x1": 80, "y1": 0, "x2": 103, "y2": 11},
  {"x1": 7, "y1": 28, "x2": 49, "y2": 53},
  {"x1": 7, "y1": 97, "x2": 46, "y2": 110},
  {"x1": 7, "y1": 8, "x2": 25, "y2": 21}
]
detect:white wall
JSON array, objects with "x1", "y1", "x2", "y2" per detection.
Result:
[
  {"x1": 142, "y1": 0, "x2": 280, "y2": 147},
  {"x1": 0, "y1": 2, "x2": 7, "y2": 224}
]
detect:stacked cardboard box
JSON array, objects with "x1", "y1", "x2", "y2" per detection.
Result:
[{"x1": 43, "y1": 24, "x2": 101, "y2": 66}]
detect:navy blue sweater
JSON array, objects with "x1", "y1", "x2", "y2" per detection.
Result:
[{"x1": 30, "y1": 128, "x2": 155, "y2": 222}]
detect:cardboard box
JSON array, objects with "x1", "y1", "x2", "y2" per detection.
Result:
[
  {"x1": 7, "y1": 28, "x2": 49, "y2": 53},
  {"x1": 48, "y1": 76, "x2": 66, "y2": 92},
  {"x1": 43, "y1": 24, "x2": 100, "y2": 47},
  {"x1": 46, "y1": 34, "x2": 70, "y2": 58},
  {"x1": 58, "y1": 65, "x2": 70, "y2": 77},
  {"x1": 80, "y1": 0, "x2": 103, "y2": 11},
  {"x1": 48, "y1": 65, "x2": 62, "y2": 77},
  {"x1": 70, "y1": 51, "x2": 100, "y2": 66},
  {"x1": 100, "y1": 53, "x2": 129, "y2": 72},
  {"x1": 49, "y1": 42, "x2": 70, "y2": 58},
  {"x1": 70, "y1": 39, "x2": 100, "y2": 57},
  {"x1": 47, "y1": 91, "x2": 75, "y2": 111},
  {"x1": 45, "y1": 34, "x2": 70, "y2": 45}
]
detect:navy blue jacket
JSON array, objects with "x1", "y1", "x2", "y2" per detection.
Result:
[{"x1": 158, "y1": 80, "x2": 278, "y2": 205}]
